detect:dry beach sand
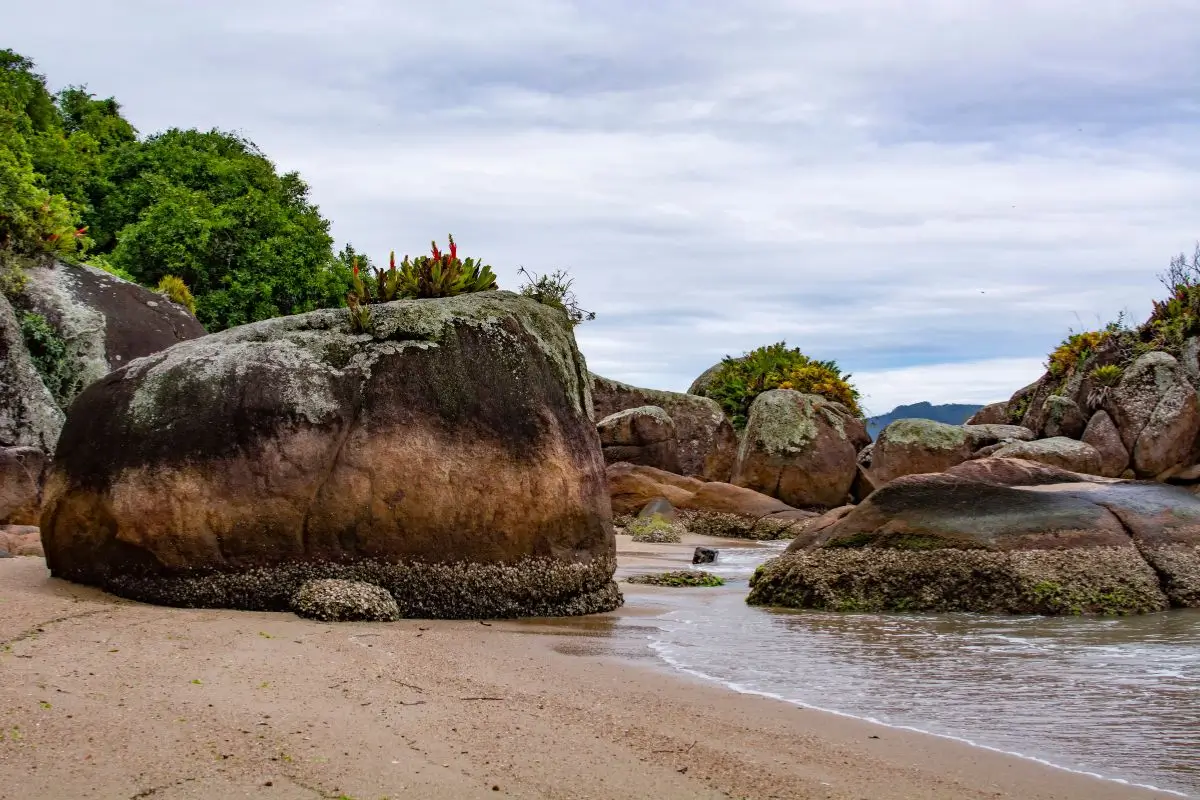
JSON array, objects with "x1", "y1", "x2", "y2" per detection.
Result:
[{"x1": 0, "y1": 536, "x2": 1178, "y2": 800}]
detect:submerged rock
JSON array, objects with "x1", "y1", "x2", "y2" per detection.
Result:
[
  {"x1": 40, "y1": 291, "x2": 619, "y2": 619},
  {"x1": 291, "y1": 579, "x2": 401, "y2": 622},
  {"x1": 748, "y1": 460, "x2": 1200, "y2": 615},
  {"x1": 692, "y1": 547, "x2": 717, "y2": 564}
]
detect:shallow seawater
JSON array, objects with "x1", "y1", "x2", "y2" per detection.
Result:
[{"x1": 616, "y1": 542, "x2": 1200, "y2": 796}]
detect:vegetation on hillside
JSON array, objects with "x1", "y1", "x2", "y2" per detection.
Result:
[
  {"x1": 0, "y1": 48, "x2": 349, "y2": 331},
  {"x1": 704, "y1": 341, "x2": 861, "y2": 429}
]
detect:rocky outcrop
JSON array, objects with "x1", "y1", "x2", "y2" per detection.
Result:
[
  {"x1": 1109, "y1": 351, "x2": 1200, "y2": 478},
  {"x1": 748, "y1": 461, "x2": 1200, "y2": 614},
  {"x1": 0, "y1": 447, "x2": 47, "y2": 525},
  {"x1": 687, "y1": 360, "x2": 730, "y2": 397},
  {"x1": 1081, "y1": 411, "x2": 1130, "y2": 478},
  {"x1": 596, "y1": 406, "x2": 680, "y2": 473},
  {"x1": 608, "y1": 463, "x2": 704, "y2": 516},
  {"x1": 966, "y1": 402, "x2": 1009, "y2": 425},
  {"x1": 18, "y1": 260, "x2": 207, "y2": 407},
  {"x1": 590, "y1": 374, "x2": 737, "y2": 481},
  {"x1": 867, "y1": 419, "x2": 975, "y2": 485},
  {"x1": 993, "y1": 437, "x2": 1104, "y2": 475},
  {"x1": 730, "y1": 390, "x2": 866, "y2": 509},
  {"x1": 607, "y1": 463, "x2": 813, "y2": 539},
  {"x1": 0, "y1": 294, "x2": 63, "y2": 451},
  {"x1": 1042, "y1": 395, "x2": 1088, "y2": 439},
  {"x1": 40, "y1": 291, "x2": 620, "y2": 619}
]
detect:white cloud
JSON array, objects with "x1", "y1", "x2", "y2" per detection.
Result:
[{"x1": 6, "y1": 0, "x2": 1200, "y2": 413}]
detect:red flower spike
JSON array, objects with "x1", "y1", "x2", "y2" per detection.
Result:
[
  {"x1": 449, "y1": 237, "x2": 457, "y2": 261},
  {"x1": 390, "y1": 250, "x2": 396, "y2": 270},
  {"x1": 431, "y1": 241, "x2": 441, "y2": 261},
  {"x1": 352, "y1": 256, "x2": 359, "y2": 276}
]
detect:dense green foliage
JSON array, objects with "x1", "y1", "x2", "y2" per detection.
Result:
[
  {"x1": 517, "y1": 266, "x2": 595, "y2": 326},
  {"x1": 18, "y1": 310, "x2": 79, "y2": 405},
  {"x1": 0, "y1": 48, "x2": 352, "y2": 331},
  {"x1": 705, "y1": 341, "x2": 862, "y2": 429}
]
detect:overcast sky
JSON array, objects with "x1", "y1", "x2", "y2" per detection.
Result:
[{"x1": 7, "y1": 1, "x2": 1200, "y2": 415}]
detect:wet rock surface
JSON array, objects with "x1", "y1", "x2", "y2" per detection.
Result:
[{"x1": 747, "y1": 459, "x2": 1200, "y2": 615}]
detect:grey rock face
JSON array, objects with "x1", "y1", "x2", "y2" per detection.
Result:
[{"x1": 0, "y1": 294, "x2": 64, "y2": 451}]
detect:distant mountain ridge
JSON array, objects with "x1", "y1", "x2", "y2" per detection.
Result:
[{"x1": 866, "y1": 402, "x2": 984, "y2": 437}]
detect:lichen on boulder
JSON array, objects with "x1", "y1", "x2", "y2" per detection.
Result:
[{"x1": 40, "y1": 291, "x2": 620, "y2": 619}]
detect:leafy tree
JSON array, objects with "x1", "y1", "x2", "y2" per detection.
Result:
[{"x1": 97, "y1": 128, "x2": 349, "y2": 329}]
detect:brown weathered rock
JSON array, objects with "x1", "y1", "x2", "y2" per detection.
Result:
[
  {"x1": 608, "y1": 463, "x2": 703, "y2": 516},
  {"x1": 730, "y1": 390, "x2": 861, "y2": 508},
  {"x1": 992, "y1": 437, "x2": 1103, "y2": 475},
  {"x1": 1110, "y1": 352, "x2": 1200, "y2": 478},
  {"x1": 1042, "y1": 395, "x2": 1088, "y2": 439},
  {"x1": 608, "y1": 463, "x2": 814, "y2": 540},
  {"x1": 0, "y1": 446, "x2": 47, "y2": 525},
  {"x1": 596, "y1": 406, "x2": 681, "y2": 473},
  {"x1": 946, "y1": 456, "x2": 1100, "y2": 487},
  {"x1": 867, "y1": 418, "x2": 974, "y2": 486},
  {"x1": 40, "y1": 292, "x2": 619, "y2": 619},
  {"x1": 966, "y1": 402, "x2": 1009, "y2": 425},
  {"x1": 746, "y1": 468, "x2": 1198, "y2": 615},
  {"x1": 0, "y1": 525, "x2": 43, "y2": 557},
  {"x1": 590, "y1": 374, "x2": 737, "y2": 481},
  {"x1": 1081, "y1": 411, "x2": 1129, "y2": 478}
]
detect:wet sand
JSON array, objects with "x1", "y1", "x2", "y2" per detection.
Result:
[{"x1": 0, "y1": 543, "x2": 1177, "y2": 800}]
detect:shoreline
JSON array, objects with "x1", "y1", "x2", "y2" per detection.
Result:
[{"x1": 0, "y1": 548, "x2": 1184, "y2": 799}]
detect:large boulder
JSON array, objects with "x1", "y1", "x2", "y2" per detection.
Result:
[
  {"x1": 966, "y1": 402, "x2": 1009, "y2": 425},
  {"x1": 0, "y1": 446, "x2": 47, "y2": 525},
  {"x1": 730, "y1": 389, "x2": 865, "y2": 508},
  {"x1": 747, "y1": 462, "x2": 1200, "y2": 614},
  {"x1": 596, "y1": 406, "x2": 681, "y2": 473},
  {"x1": 589, "y1": 374, "x2": 737, "y2": 481},
  {"x1": 992, "y1": 437, "x2": 1104, "y2": 475},
  {"x1": 866, "y1": 418, "x2": 974, "y2": 485},
  {"x1": 18, "y1": 260, "x2": 207, "y2": 407},
  {"x1": 1081, "y1": 411, "x2": 1130, "y2": 478},
  {"x1": 39, "y1": 291, "x2": 620, "y2": 619},
  {"x1": 0, "y1": 294, "x2": 63, "y2": 451},
  {"x1": 1109, "y1": 351, "x2": 1200, "y2": 478}
]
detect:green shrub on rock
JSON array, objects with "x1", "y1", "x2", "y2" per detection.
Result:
[
  {"x1": 703, "y1": 341, "x2": 861, "y2": 429},
  {"x1": 17, "y1": 310, "x2": 79, "y2": 406},
  {"x1": 517, "y1": 266, "x2": 595, "y2": 326}
]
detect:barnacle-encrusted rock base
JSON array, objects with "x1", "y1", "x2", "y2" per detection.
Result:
[{"x1": 40, "y1": 291, "x2": 620, "y2": 618}]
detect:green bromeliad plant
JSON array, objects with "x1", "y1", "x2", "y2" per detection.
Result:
[{"x1": 346, "y1": 234, "x2": 498, "y2": 332}]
